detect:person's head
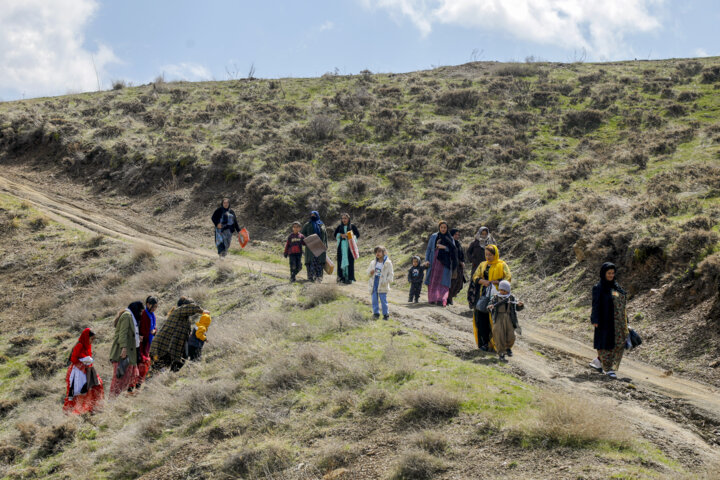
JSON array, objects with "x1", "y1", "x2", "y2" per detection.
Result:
[
  {"x1": 600, "y1": 262, "x2": 616, "y2": 282},
  {"x1": 374, "y1": 246, "x2": 387, "y2": 260},
  {"x1": 145, "y1": 295, "x2": 158, "y2": 313},
  {"x1": 450, "y1": 228, "x2": 460, "y2": 240},
  {"x1": 198, "y1": 312, "x2": 212, "y2": 330},
  {"x1": 412, "y1": 256, "x2": 420, "y2": 267},
  {"x1": 128, "y1": 301, "x2": 144, "y2": 321},
  {"x1": 177, "y1": 296, "x2": 194, "y2": 307},
  {"x1": 341, "y1": 213, "x2": 350, "y2": 225},
  {"x1": 85, "y1": 329, "x2": 96, "y2": 345},
  {"x1": 479, "y1": 227, "x2": 489, "y2": 238},
  {"x1": 292, "y1": 221, "x2": 301, "y2": 233},
  {"x1": 221, "y1": 198, "x2": 230, "y2": 209},
  {"x1": 310, "y1": 210, "x2": 319, "y2": 221},
  {"x1": 438, "y1": 221, "x2": 448, "y2": 234},
  {"x1": 485, "y1": 244, "x2": 498, "y2": 262},
  {"x1": 498, "y1": 280, "x2": 511, "y2": 295}
]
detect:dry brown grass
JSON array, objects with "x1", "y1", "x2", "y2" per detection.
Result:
[
  {"x1": 126, "y1": 242, "x2": 156, "y2": 271},
  {"x1": 131, "y1": 256, "x2": 182, "y2": 291},
  {"x1": 388, "y1": 449, "x2": 446, "y2": 480},
  {"x1": 402, "y1": 387, "x2": 461, "y2": 421},
  {"x1": 314, "y1": 443, "x2": 360, "y2": 473},
  {"x1": 222, "y1": 440, "x2": 294, "y2": 477},
  {"x1": 509, "y1": 393, "x2": 634, "y2": 449},
  {"x1": 410, "y1": 430, "x2": 449, "y2": 455},
  {"x1": 303, "y1": 283, "x2": 340, "y2": 309}
]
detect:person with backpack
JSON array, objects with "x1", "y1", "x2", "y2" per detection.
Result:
[
  {"x1": 63, "y1": 328, "x2": 104, "y2": 414},
  {"x1": 211, "y1": 198, "x2": 241, "y2": 257}
]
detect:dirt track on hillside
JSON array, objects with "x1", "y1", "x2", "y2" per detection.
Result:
[{"x1": 1, "y1": 171, "x2": 719, "y2": 467}]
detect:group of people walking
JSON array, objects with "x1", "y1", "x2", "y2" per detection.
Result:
[{"x1": 63, "y1": 296, "x2": 212, "y2": 415}]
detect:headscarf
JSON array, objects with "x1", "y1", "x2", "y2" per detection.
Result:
[
  {"x1": 434, "y1": 222, "x2": 458, "y2": 270},
  {"x1": 76, "y1": 328, "x2": 93, "y2": 358},
  {"x1": 127, "y1": 301, "x2": 144, "y2": 348},
  {"x1": 474, "y1": 244, "x2": 511, "y2": 283},
  {"x1": 449, "y1": 228, "x2": 459, "y2": 237},
  {"x1": 475, "y1": 226, "x2": 489, "y2": 241},
  {"x1": 310, "y1": 211, "x2": 324, "y2": 236},
  {"x1": 599, "y1": 262, "x2": 626, "y2": 294}
]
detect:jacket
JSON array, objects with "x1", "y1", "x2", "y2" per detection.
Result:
[
  {"x1": 301, "y1": 221, "x2": 328, "y2": 264},
  {"x1": 408, "y1": 265, "x2": 426, "y2": 284},
  {"x1": 284, "y1": 232, "x2": 305, "y2": 256},
  {"x1": 367, "y1": 257, "x2": 394, "y2": 294},
  {"x1": 109, "y1": 311, "x2": 138, "y2": 365},
  {"x1": 211, "y1": 207, "x2": 240, "y2": 233},
  {"x1": 489, "y1": 294, "x2": 524, "y2": 329}
]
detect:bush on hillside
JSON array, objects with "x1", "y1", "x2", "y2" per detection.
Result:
[
  {"x1": 435, "y1": 88, "x2": 479, "y2": 109},
  {"x1": 561, "y1": 109, "x2": 603, "y2": 135}
]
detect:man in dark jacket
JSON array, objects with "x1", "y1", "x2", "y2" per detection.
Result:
[{"x1": 211, "y1": 198, "x2": 241, "y2": 257}]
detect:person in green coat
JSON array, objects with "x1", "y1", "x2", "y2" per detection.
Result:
[
  {"x1": 301, "y1": 210, "x2": 328, "y2": 282},
  {"x1": 109, "y1": 301, "x2": 143, "y2": 397}
]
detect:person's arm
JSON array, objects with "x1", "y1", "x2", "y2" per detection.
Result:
[
  {"x1": 590, "y1": 285, "x2": 601, "y2": 326},
  {"x1": 195, "y1": 326, "x2": 207, "y2": 342},
  {"x1": 70, "y1": 343, "x2": 86, "y2": 370},
  {"x1": 139, "y1": 311, "x2": 150, "y2": 339},
  {"x1": 211, "y1": 208, "x2": 222, "y2": 227},
  {"x1": 407, "y1": 268, "x2": 413, "y2": 283},
  {"x1": 352, "y1": 225, "x2": 360, "y2": 239},
  {"x1": 501, "y1": 263, "x2": 512, "y2": 283},
  {"x1": 367, "y1": 260, "x2": 375, "y2": 277},
  {"x1": 181, "y1": 303, "x2": 205, "y2": 319},
  {"x1": 425, "y1": 234, "x2": 435, "y2": 263},
  {"x1": 284, "y1": 236, "x2": 291, "y2": 257},
  {"x1": 230, "y1": 210, "x2": 241, "y2": 232}
]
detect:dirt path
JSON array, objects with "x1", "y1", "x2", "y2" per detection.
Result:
[{"x1": 1, "y1": 171, "x2": 719, "y2": 466}]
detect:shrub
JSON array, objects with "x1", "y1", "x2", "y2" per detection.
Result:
[
  {"x1": 214, "y1": 262, "x2": 235, "y2": 283},
  {"x1": 315, "y1": 444, "x2": 360, "y2": 472},
  {"x1": 411, "y1": 430, "x2": 448, "y2": 455},
  {"x1": 36, "y1": 423, "x2": 76, "y2": 458},
  {"x1": 402, "y1": 387, "x2": 461, "y2": 420},
  {"x1": 127, "y1": 243, "x2": 156, "y2": 271},
  {"x1": 561, "y1": 109, "x2": 603, "y2": 135},
  {"x1": 701, "y1": 66, "x2": 720, "y2": 84},
  {"x1": 299, "y1": 114, "x2": 338, "y2": 142},
  {"x1": 111, "y1": 79, "x2": 127, "y2": 90},
  {"x1": 223, "y1": 442, "x2": 293, "y2": 477},
  {"x1": 303, "y1": 284, "x2": 339, "y2": 309},
  {"x1": 496, "y1": 63, "x2": 539, "y2": 77},
  {"x1": 696, "y1": 253, "x2": 720, "y2": 295},
  {"x1": 94, "y1": 125, "x2": 122, "y2": 139},
  {"x1": 510, "y1": 393, "x2": 633, "y2": 449},
  {"x1": 359, "y1": 388, "x2": 396, "y2": 415},
  {"x1": 0, "y1": 399, "x2": 17, "y2": 419},
  {"x1": 666, "y1": 103, "x2": 687, "y2": 117},
  {"x1": 389, "y1": 450, "x2": 445, "y2": 480},
  {"x1": 0, "y1": 443, "x2": 22, "y2": 463},
  {"x1": 676, "y1": 61, "x2": 702, "y2": 77},
  {"x1": 435, "y1": 89, "x2": 479, "y2": 109}
]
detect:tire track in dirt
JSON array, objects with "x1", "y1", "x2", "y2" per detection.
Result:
[{"x1": 1, "y1": 172, "x2": 719, "y2": 465}]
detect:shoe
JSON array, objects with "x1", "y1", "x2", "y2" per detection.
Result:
[
  {"x1": 409, "y1": 297, "x2": 413, "y2": 303},
  {"x1": 414, "y1": 298, "x2": 419, "y2": 303},
  {"x1": 479, "y1": 345, "x2": 489, "y2": 352},
  {"x1": 447, "y1": 299, "x2": 453, "y2": 305},
  {"x1": 498, "y1": 353, "x2": 506, "y2": 361},
  {"x1": 506, "y1": 349, "x2": 513, "y2": 357},
  {"x1": 383, "y1": 315, "x2": 389, "y2": 320},
  {"x1": 373, "y1": 314, "x2": 380, "y2": 319},
  {"x1": 605, "y1": 370, "x2": 617, "y2": 379},
  {"x1": 589, "y1": 358, "x2": 603, "y2": 372}
]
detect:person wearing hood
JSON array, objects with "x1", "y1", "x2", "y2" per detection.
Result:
[
  {"x1": 137, "y1": 296, "x2": 158, "y2": 389},
  {"x1": 109, "y1": 302, "x2": 144, "y2": 397},
  {"x1": 151, "y1": 297, "x2": 206, "y2": 372},
  {"x1": 63, "y1": 328, "x2": 104, "y2": 414},
  {"x1": 589, "y1": 262, "x2": 629, "y2": 379},
  {"x1": 466, "y1": 226, "x2": 497, "y2": 309},
  {"x1": 488, "y1": 280, "x2": 524, "y2": 361},
  {"x1": 211, "y1": 198, "x2": 241, "y2": 257},
  {"x1": 472, "y1": 244, "x2": 511, "y2": 351},
  {"x1": 424, "y1": 221, "x2": 459, "y2": 307},
  {"x1": 301, "y1": 210, "x2": 328, "y2": 282},
  {"x1": 447, "y1": 228, "x2": 467, "y2": 306},
  {"x1": 334, "y1": 213, "x2": 360, "y2": 284}
]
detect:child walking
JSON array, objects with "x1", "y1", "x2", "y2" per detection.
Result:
[
  {"x1": 284, "y1": 221, "x2": 305, "y2": 282},
  {"x1": 488, "y1": 280, "x2": 524, "y2": 361},
  {"x1": 188, "y1": 312, "x2": 212, "y2": 361},
  {"x1": 367, "y1": 246, "x2": 394, "y2": 320},
  {"x1": 407, "y1": 255, "x2": 427, "y2": 303}
]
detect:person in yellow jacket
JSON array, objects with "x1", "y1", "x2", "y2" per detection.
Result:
[
  {"x1": 471, "y1": 244, "x2": 511, "y2": 352},
  {"x1": 188, "y1": 312, "x2": 212, "y2": 361}
]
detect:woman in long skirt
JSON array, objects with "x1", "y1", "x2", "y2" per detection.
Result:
[
  {"x1": 447, "y1": 228, "x2": 466, "y2": 306},
  {"x1": 590, "y1": 262, "x2": 629, "y2": 379},
  {"x1": 335, "y1": 213, "x2": 360, "y2": 284},
  {"x1": 109, "y1": 302, "x2": 143, "y2": 397},
  {"x1": 471, "y1": 244, "x2": 511, "y2": 351},
  {"x1": 63, "y1": 328, "x2": 104, "y2": 414},
  {"x1": 424, "y1": 221, "x2": 458, "y2": 307}
]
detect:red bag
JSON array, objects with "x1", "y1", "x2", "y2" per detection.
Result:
[
  {"x1": 238, "y1": 228, "x2": 249, "y2": 248},
  {"x1": 347, "y1": 230, "x2": 360, "y2": 260}
]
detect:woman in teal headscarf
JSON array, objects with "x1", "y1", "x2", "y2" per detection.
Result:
[{"x1": 334, "y1": 213, "x2": 360, "y2": 284}]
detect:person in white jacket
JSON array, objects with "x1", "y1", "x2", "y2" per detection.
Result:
[{"x1": 367, "y1": 246, "x2": 394, "y2": 320}]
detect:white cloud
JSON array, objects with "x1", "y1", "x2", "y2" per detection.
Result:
[
  {"x1": 160, "y1": 62, "x2": 212, "y2": 81},
  {"x1": 362, "y1": 0, "x2": 664, "y2": 59},
  {"x1": 319, "y1": 21, "x2": 336, "y2": 32},
  {"x1": 0, "y1": 0, "x2": 119, "y2": 99},
  {"x1": 694, "y1": 48, "x2": 709, "y2": 57}
]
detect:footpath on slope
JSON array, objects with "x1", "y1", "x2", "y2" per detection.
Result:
[{"x1": 1, "y1": 171, "x2": 719, "y2": 465}]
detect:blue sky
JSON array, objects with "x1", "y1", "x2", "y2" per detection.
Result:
[{"x1": 1, "y1": 0, "x2": 719, "y2": 101}]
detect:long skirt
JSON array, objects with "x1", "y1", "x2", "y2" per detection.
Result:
[
  {"x1": 110, "y1": 361, "x2": 140, "y2": 397},
  {"x1": 428, "y1": 251, "x2": 450, "y2": 306},
  {"x1": 599, "y1": 313, "x2": 627, "y2": 372},
  {"x1": 215, "y1": 228, "x2": 233, "y2": 256},
  {"x1": 448, "y1": 264, "x2": 466, "y2": 301},
  {"x1": 492, "y1": 309, "x2": 515, "y2": 354},
  {"x1": 136, "y1": 355, "x2": 151, "y2": 388},
  {"x1": 473, "y1": 309, "x2": 495, "y2": 349},
  {"x1": 307, "y1": 256, "x2": 324, "y2": 281},
  {"x1": 63, "y1": 366, "x2": 104, "y2": 414}
]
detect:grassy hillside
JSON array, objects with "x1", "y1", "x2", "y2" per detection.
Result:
[
  {"x1": 0, "y1": 195, "x2": 709, "y2": 479},
  {"x1": 1, "y1": 57, "x2": 719, "y2": 382}
]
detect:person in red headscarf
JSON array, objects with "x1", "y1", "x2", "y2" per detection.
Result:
[{"x1": 63, "y1": 328, "x2": 104, "y2": 414}]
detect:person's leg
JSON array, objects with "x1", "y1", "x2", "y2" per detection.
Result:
[
  {"x1": 380, "y1": 293, "x2": 389, "y2": 317},
  {"x1": 372, "y1": 291, "x2": 380, "y2": 315}
]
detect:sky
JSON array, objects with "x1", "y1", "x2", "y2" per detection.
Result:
[{"x1": 1, "y1": 0, "x2": 719, "y2": 101}]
